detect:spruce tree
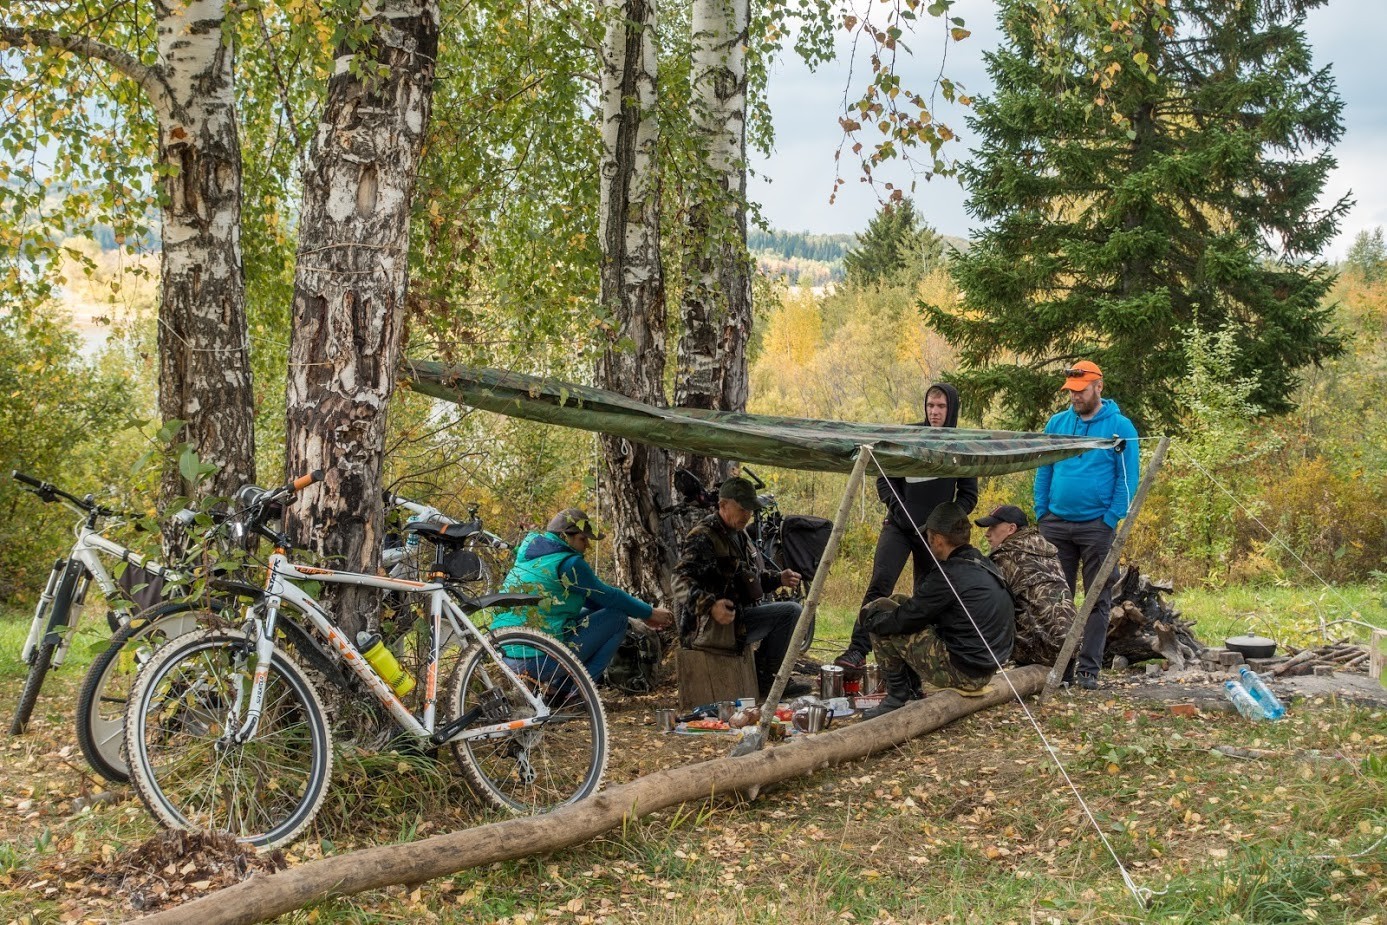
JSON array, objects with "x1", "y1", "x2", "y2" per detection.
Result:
[
  {"x1": 843, "y1": 199, "x2": 944, "y2": 288},
  {"x1": 926, "y1": 0, "x2": 1347, "y2": 431}
]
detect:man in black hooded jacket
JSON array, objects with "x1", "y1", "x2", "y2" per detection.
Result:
[{"x1": 835, "y1": 382, "x2": 979, "y2": 670}]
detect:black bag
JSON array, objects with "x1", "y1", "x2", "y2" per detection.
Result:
[
  {"x1": 116, "y1": 562, "x2": 174, "y2": 614},
  {"x1": 602, "y1": 618, "x2": 665, "y2": 694},
  {"x1": 771, "y1": 514, "x2": 832, "y2": 584}
]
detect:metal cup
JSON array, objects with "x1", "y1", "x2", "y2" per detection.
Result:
[
  {"x1": 862, "y1": 664, "x2": 882, "y2": 695},
  {"x1": 819, "y1": 664, "x2": 845, "y2": 699},
  {"x1": 655, "y1": 708, "x2": 676, "y2": 733},
  {"x1": 716, "y1": 700, "x2": 737, "y2": 723},
  {"x1": 797, "y1": 703, "x2": 830, "y2": 733}
]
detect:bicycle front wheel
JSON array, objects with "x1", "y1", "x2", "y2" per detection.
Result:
[
  {"x1": 10, "y1": 557, "x2": 84, "y2": 735},
  {"x1": 76, "y1": 605, "x2": 207, "y2": 782},
  {"x1": 124, "y1": 629, "x2": 333, "y2": 850},
  {"x1": 447, "y1": 627, "x2": 607, "y2": 814}
]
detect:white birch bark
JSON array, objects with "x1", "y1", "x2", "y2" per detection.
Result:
[
  {"x1": 595, "y1": 0, "x2": 676, "y2": 603},
  {"x1": 283, "y1": 0, "x2": 440, "y2": 634},
  {"x1": 1, "y1": 2, "x2": 258, "y2": 511},
  {"x1": 153, "y1": 0, "x2": 257, "y2": 504},
  {"x1": 675, "y1": 0, "x2": 751, "y2": 485}
]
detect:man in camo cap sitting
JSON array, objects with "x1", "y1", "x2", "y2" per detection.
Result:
[
  {"x1": 975, "y1": 504, "x2": 1075, "y2": 668},
  {"x1": 859, "y1": 502, "x2": 1015, "y2": 718}
]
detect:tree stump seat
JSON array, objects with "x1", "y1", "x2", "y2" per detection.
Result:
[{"x1": 675, "y1": 646, "x2": 759, "y2": 711}]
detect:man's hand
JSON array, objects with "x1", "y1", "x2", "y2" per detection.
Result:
[
  {"x1": 647, "y1": 606, "x2": 674, "y2": 629},
  {"x1": 711, "y1": 599, "x2": 737, "y2": 625},
  {"x1": 860, "y1": 596, "x2": 903, "y2": 636},
  {"x1": 780, "y1": 569, "x2": 802, "y2": 589}
]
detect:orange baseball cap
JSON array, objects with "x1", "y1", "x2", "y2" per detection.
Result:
[{"x1": 1061, "y1": 360, "x2": 1103, "y2": 391}]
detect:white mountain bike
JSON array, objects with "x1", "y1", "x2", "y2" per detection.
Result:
[
  {"x1": 123, "y1": 472, "x2": 609, "y2": 849},
  {"x1": 8, "y1": 471, "x2": 270, "y2": 783}
]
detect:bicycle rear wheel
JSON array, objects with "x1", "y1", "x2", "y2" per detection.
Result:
[
  {"x1": 76, "y1": 604, "x2": 206, "y2": 782},
  {"x1": 10, "y1": 558, "x2": 84, "y2": 735},
  {"x1": 447, "y1": 627, "x2": 607, "y2": 814},
  {"x1": 124, "y1": 629, "x2": 332, "y2": 850}
]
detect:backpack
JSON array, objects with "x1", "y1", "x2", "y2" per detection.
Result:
[{"x1": 601, "y1": 618, "x2": 665, "y2": 694}]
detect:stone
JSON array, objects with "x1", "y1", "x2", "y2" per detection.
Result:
[{"x1": 1218, "y1": 650, "x2": 1247, "y2": 668}]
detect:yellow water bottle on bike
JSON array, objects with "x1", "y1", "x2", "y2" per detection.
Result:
[{"x1": 356, "y1": 632, "x2": 415, "y2": 697}]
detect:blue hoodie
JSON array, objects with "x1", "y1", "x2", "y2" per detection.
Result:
[{"x1": 1033, "y1": 398, "x2": 1141, "y2": 529}]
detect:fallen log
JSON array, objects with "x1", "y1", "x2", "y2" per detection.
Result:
[{"x1": 134, "y1": 665, "x2": 1049, "y2": 925}]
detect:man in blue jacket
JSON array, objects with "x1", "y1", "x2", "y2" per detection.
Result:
[
  {"x1": 1034, "y1": 360, "x2": 1141, "y2": 690},
  {"x1": 492, "y1": 508, "x2": 673, "y2": 679}
]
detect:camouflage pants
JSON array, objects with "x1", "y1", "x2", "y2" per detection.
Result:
[{"x1": 870, "y1": 628, "x2": 993, "y2": 693}]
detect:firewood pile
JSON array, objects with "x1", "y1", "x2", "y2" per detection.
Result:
[
  {"x1": 1101, "y1": 567, "x2": 1207, "y2": 670},
  {"x1": 1270, "y1": 640, "x2": 1373, "y2": 677}
]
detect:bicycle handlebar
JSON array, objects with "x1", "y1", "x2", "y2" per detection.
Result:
[{"x1": 12, "y1": 470, "x2": 120, "y2": 517}]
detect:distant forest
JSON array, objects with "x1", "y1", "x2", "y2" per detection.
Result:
[
  {"x1": 747, "y1": 228, "x2": 856, "y2": 262},
  {"x1": 748, "y1": 228, "x2": 855, "y2": 286}
]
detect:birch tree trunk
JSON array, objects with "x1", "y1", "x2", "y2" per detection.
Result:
[
  {"x1": 596, "y1": 0, "x2": 675, "y2": 604},
  {"x1": 1, "y1": 1, "x2": 257, "y2": 514},
  {"x1": 283, "y1": 0, "x2": 440, "y2": 635},
  {"x1": 154, "y1": 0, "x2": 256, "y2": 507},
  {"x1": 674, "y1": 0, "x2": 751, "y2": 488}
]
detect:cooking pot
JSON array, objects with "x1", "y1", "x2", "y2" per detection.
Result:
[{"x1": 1225, "y1": 635, "x2": 1277, "y2": 659}]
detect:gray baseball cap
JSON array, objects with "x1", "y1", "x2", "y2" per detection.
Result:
[{"x1": 546, "y1": 508, "x2": 605, "y2": 540}]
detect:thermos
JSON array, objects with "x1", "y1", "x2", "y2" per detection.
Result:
[
  {"x1": 357, "y1": 632, "x2": 416, "y2": 697},
  {"x1": 819, "y1": 664, "x2": 844, "y2": 699}
]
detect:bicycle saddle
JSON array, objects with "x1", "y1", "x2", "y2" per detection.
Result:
[{"x1": 406, "y1": 521, "x2": 482, "y2": 546}]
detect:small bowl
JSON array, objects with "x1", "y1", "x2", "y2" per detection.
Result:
[{"x1": 1225, "y1": 635, "x2": 1277, "y2": 659}]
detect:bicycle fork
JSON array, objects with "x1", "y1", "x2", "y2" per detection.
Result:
[
  {"x1": 20, "y1": 560, "x2": 63, "y2": 663},
  {"x1": 228, "y1": 600, "x2": 283, "y2": 745}
]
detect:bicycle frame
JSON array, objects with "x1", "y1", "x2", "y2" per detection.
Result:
[
  {"x1": 241, "y1": 551, "x2": 550, "y2": 747},
  {"x1": 21, "y1": 515, "x2": 177, "y2": 666}
]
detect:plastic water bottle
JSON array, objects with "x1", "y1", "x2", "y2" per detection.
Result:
[
  {"x1": 1238, "y1": 666, "x2": 1287, "y2": 720},
  {"x1": 356, "y1": 632, "x2": 416, "y2": 697},
  {"x1": 1224, "y1": 679, "x2": 1267, "y2": 721}
]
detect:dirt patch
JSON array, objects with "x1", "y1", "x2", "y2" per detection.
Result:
[{"x1": 1095, "y1": 663, "x2": 1387, "y2": 712}]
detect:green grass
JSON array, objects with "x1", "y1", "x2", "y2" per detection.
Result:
[{"x1": 1174, "y1": 582, "x2": 1387, "y2": 650}]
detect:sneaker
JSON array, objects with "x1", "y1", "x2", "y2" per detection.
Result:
[
  {"x1": 1076, "y1": 673, "x2": 1098, "y2": 691},
  {"x1": 833, "y1": 650, "x2": 867, "y2": 671}
]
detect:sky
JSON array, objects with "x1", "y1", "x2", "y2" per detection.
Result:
[{"x1": 751, "y1": 0, "x2": 1386, "y2": 260}]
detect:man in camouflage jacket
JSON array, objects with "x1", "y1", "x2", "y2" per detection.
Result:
[
  {"x1": 673, "y1": 477, "x2": 812, "y2": 698},
  {"x1": 975, "y1": 505, "x2": 1076, "y2": 667}
]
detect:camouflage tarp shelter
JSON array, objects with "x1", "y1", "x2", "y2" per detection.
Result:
[
  {"x1": 404, "y1": 361, "x2": 1122, "y2": 477},
  {"x1": 405, "y1": 360, "x2": 1131, "y2": 728}
]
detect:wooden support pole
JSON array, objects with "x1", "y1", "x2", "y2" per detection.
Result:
[
  {"x1": 754, "y1": 445, "x2": 873, "y2": 741},
  {"x1": 1040, "y1": 436, "x2": 1170, "y2": 704}
]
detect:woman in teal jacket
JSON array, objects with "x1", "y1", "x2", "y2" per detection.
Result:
[{"x1": 492, "y1": 508, "x2": 672, "y2": 679}]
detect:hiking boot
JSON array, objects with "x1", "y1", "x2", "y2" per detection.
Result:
[
  {"x1": 833, "y1": 650, "x2": 867, "y2": 671},
  {"x1": 860, "y1": 665, "x2": 920, "y2": 719},
  {"x1": 861, "y1": 693, "x2": 912, "y2": 719},
  {"x1": 1076, "y1": 673, "x2": 1099, "y2": 691}
]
